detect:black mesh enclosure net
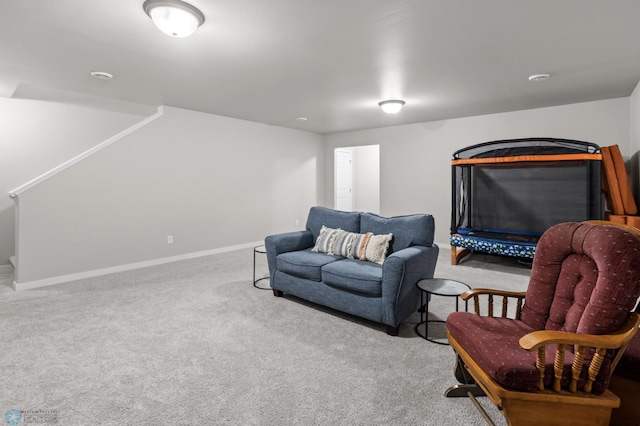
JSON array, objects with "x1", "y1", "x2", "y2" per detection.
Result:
[{"x1": 451, "y1": 138, "x2": 603, "y2": 243}]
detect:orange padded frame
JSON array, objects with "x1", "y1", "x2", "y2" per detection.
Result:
[
  {"x1": 601, "y1": 145, "x2": 640, "y2": 226},
  {"x1": 601, "y1": 146, "x2": 625, "y2": 215},
  {"x1": 451, "y1": 153, "x2": 601, "y2": 166},
  {"x1": 609, "y1": 145, "x2": 638, "y2": 215}
]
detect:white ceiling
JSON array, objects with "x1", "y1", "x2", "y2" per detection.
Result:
[{"x1": 2, "y1": 0, "x2": 640, "y2": 134}]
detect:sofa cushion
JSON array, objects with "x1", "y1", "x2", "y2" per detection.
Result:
[
  {"x1": 360, "y1": 213, "x2": 434, "y2": 254},
  {"x1": 277, "y1": 249, "x2": 341, "y2": 281},
  {"x1": 447, "y1": 312, "x2": 612, "y2": 393},
  {"x1": 306, "y1": 206, "x2": 361, "y2": 242},
  {"x1": 321, "y1": 259, "x2": 383, "y2": 296}
]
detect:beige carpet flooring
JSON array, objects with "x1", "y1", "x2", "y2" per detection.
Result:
[{"x1": 0, "y1": 247, "x2": 530, "y2": 425}]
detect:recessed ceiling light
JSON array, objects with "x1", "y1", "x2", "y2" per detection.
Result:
[
  {"x1": 528, "y1": 73, "x2": 551, "y2": 82},
  {"x1": 90, "y1": 71, "x2": 114, "y2": 80},
  {"x1": 296, "y1": 117, "x2": 308, "y2": 122}
]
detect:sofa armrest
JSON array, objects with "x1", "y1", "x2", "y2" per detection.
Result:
[
  {"x1": 264, "y1": 230, "x2": 314, "y2": 277},
  {"x1": 381, "y1": 244, "x2": 440, "y2": 325}
]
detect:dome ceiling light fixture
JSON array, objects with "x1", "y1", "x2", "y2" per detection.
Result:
[
  {"x1": 90, "y1": 71, "x2": 114, "y2": 80},
  {"x1": 378, "y1": 99, "x2": 406, "y2": 114},
  {"x1": 143, "y1": 0, "x2": 205, "y2": 38},
  {"x1": 528, "y1": 73, "x2": 551, "y2": 82}
]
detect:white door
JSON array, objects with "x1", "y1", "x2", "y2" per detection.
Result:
[{"x1": 335, "y1": 149, "x2": 353, "y2": 211}]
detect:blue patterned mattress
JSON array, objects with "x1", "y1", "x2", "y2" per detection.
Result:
[{"x1": 450, "y1": 228, "x2": 538, "y2": 259}]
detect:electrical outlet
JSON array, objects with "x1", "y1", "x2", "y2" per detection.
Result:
[
  {"x1": 295, "y1": 219, "x2": 299, "y2": 226},
  {"x1": 167, "y1": 235, "x2": 173, "y2": 244}
]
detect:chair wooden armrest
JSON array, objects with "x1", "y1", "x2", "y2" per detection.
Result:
[
  {"x1": 518, "y1": 313, "x2": 640, "y2": 393},
  {"x1": 460, "y1": 288, "x2": 527, "y2": 319}
]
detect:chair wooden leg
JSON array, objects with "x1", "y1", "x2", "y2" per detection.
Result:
[{"x1": 385, "y1": 325, "x2": 399, "y2": 336}]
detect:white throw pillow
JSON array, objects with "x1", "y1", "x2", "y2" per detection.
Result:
[{"x1": 362, "y1": 233, "x2": 393, "y2": 264}]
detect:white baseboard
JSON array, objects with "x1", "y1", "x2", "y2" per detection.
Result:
[
  {"x1": 12, "y1": 241, "x2": 263, "y2": 291},
  {"x1": 0, "y1": 264, "x2": 14, "y2": 273},
  {"x1": 436, "y1": 241, "x2": 452, "y2": 251}
]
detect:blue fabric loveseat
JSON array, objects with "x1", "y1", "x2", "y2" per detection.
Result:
[{"x1": 265, "y1": 206, "x2": 439, "y2": 335}]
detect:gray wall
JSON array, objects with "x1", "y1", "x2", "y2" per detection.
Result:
[
  {"x1": 324, "y1": 98, "x2": 631, "y2": 246},
  {"x1": 8, "y1": 95, "x2": 638, "y2": 286},
  {"x1": 14, "y1": 106, "x2": 324, "y2": 283},
  {"x1": 0, "y1": 98, "x2": 148, "y2": 268}
]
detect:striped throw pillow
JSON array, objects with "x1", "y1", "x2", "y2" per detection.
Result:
[
  {"x1": 312, "y1": 225, "x2": 340, "y2": 253},
  {"x1": 330, "y1": 229, "x2": 356, "y2": 257}
]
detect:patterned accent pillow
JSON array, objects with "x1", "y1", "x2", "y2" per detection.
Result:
[
  {"x1": 329, "y1": 229, "x2": 393, "y2": 264},
  {"x1": 353, "y1": 232, "x2": 373, "y2": 260},
  {"x1": 329, "y1": 229, "x2": 370, "y2": 258},
  {"x1": 363, "y1": 233, "x2": 393, "y2": 264},
  {"x1": 311, "y1": 225, "x2": 340, "y2": 253},
  {"x1": 313, "y1": 225, "x2": 393, "y2": 264},
  {"x1": 330, "y1": 229, "x2": 357, "y2": 257}
]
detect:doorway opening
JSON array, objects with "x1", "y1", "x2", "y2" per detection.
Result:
[{"x1": 334, "y1": 145, "x2": 380, "y2": 213}]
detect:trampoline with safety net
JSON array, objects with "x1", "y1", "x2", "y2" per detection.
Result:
[{"x1": 450, "y1": 137, "x2": 603, "y2": 265}]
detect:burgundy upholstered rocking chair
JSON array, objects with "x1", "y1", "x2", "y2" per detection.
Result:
[{"x1": 445, "y1": 222, "x2": 640, "y2": 426}]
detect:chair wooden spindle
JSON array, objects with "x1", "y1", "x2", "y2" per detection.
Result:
[
  {"x1": 553, "y1": 344, "x2": 565, "y2": 392},
  {"x1": 515, "y1": 297, "x2": 523, "y2": 320},
  {"x1": 569, "y1": 345, "x2": 585, "y2": 393},
  {"x1": 473, "y1": 295, "x2": 480, "y2": 315},
  {"x1": 501, "y1": 296, "x2": 508, "y2": 318},
  {"x1": 488, "y1": 294, "x2": 494, "y2": 317},
  {"x1": 584, "y1": 348, "x2": 606, "y2": 394},
  {"x1": 536, "y1": 347, "x2": 546, "y2": 391}
]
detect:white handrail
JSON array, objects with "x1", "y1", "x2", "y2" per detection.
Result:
[{"x1": 9, "y1": 106, "x2": 164, "y2": 198}]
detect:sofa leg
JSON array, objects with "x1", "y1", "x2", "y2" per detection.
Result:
[
  {"x1": 385, "y1": 325, "x2": 399, "y2": 336},
  {"x1": 272, "y1": 289, "x2": 283, "y2": 297}
]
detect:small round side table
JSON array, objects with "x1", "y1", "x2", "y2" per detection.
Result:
[
  {"x1": 415, "y1": 278, "x2": 470, "y2": 345},
  {"x1": 253, "y1": 245, "x2": 271, "y2": 290}
]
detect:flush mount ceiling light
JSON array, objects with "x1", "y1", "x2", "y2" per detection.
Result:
[
  {"x1": 143, "y1": 0, "x2": 205, "y2": 38},
  {"x1": 378, "y1": 99, "x2": 405, "y2": 114},
  {"x1": 90, "y1": 71, "x2": 113, "y2": 80},
  {"x1": 528, "y1": 73, "x2": 551, "y2": 82}
]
